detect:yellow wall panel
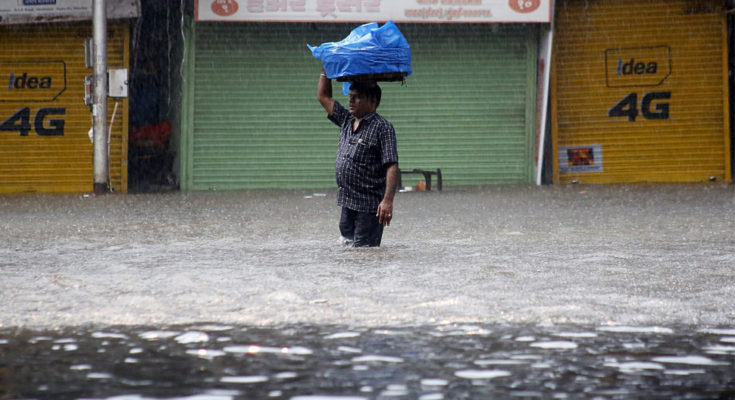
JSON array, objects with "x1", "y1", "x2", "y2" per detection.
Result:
[
  {"x1": 553, "y1": 0, "x2": 730, "y2": 184},
  {"x1": 0, "y1": 22, "x2": 128, "y2": 194}
]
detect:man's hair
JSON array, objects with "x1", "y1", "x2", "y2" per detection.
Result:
[{"x1": 350, "y1": 81, "x2": 382, "y2": 108}]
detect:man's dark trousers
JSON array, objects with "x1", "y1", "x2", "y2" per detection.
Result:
[{"x1": 339, "y1": 207, "x2": 384, "y2": 247}]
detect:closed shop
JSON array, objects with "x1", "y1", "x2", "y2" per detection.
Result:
[
  {"x1": 182, "y1": 1, "x2": 551, "y2": 190},
  {"x1": 0, "y1": 22, "x2": 129, "y2": 194},
  {"x1": 552, "y1": 0, "x2": 731, "y2": 184}
]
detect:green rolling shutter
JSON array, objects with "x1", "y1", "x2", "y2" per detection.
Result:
[
  {"x1": 184, "y1": 22, "x2": 338, "y2": 190},
  {"x1": 382, "y1": 24, "x2": 537, "y2": 186},
  {"x1": 181, "y1": 22, "x2": 537, "y2": 190}
]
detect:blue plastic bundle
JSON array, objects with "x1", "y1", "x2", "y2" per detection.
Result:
[{"x1": 308, "y1": 21, "x2": 412, "y2": 95}]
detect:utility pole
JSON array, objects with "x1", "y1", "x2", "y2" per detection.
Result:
[{"x1": 92, "y1": 0, "x2": 108, "y2": 194}]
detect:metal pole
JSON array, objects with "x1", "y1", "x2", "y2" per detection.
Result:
[{"x1": 92, "y1": 0, "x2": 108, "y2": 194}]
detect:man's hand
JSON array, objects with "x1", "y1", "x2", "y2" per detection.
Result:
[
  {"x1": 377, "y1": 199, "x2": 393, "y2": 226},
  {"x1": 377, "y1": 163, "x2": 399, "y2": 226}
]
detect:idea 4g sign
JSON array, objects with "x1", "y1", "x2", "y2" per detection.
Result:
[
  {"x1": 554, "y1": 0, "x2": 730, "y2": 184},
  {"x1": 1, "y1": 60, "x2": 66, "y2": 101},
  {"x1": 0, "y1": 60, "x2": 67, "y2": 136},
  {"x1": 558, "y1": 45, "x2": 675, "y2": 175},
  {"x1": 0, "y1": 20, "x2": 131, "y2": 193},
  {"x1": 605, "y1": 46, "x2": 672, "y2": 122}
]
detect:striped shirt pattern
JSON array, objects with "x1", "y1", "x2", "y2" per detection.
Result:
[{"x1": 329, "y1": 101, "x2": 398, "y2": 213}]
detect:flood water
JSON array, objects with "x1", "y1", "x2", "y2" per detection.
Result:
[
  {"x1": 2, "y1": 323, "x2": 735, "y2": 399},
  {"x1": 1, "y1": 185, "x2": 735, "y2": 398}
]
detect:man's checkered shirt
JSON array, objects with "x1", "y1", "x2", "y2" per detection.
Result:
[{"x1": 328, "y1": 101, "x2": 398, "y2": 213}]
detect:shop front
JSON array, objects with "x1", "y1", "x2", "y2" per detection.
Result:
[
  {"x1": 552, "y1": 0, "x2": 731, "y2": 184},
  {"x1": 181, "y1": 0, "x2": 551, "y2": 190},
  {"x1": 0, "y1": 1, "x2": 137, "y2": 194}
]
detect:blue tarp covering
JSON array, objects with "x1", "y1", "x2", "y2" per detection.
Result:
[{"x1": 308, "y1": 21, "x2": 412, "y2": 95}]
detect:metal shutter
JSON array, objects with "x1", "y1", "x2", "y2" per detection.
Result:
[
  {"x1": 182, "y1": 22, "x2": 537, "y2": 190},
  {"x1": 382, "y1": 23, "x2": 538, "y2": 186},
  {"x1": 552, "y1": 0, "x2": 731, "y2": 184},
  {"x1": 184, "y1": 22, "x2": 338, "y2": 190},
  {"x1": 0, "y1": 22, "x2": 129, "y2": 194}
]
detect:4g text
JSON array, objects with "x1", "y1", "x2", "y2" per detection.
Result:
[
  {"x1": 609, "y1": 91, "x2": 671, "y2": 122},
  {"x1": 0, "y1": 107, "x2": 66, "y2": 136}
]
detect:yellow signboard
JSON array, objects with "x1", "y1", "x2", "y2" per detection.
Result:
[
  {"x1": 0, "y1": 22, "x2": 128, "y2": 193},
  {"x1": 552, "y1": 0, "x2": 730, "y2": 184}
]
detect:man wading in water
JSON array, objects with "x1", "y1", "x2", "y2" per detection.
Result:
[{"x1": 317, "y1": 70, "x2": 399, "y2": 247}]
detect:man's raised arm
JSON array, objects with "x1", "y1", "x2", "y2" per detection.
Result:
[{"x1": 317, "y1": 69, "x2": 335, "y2": 116}]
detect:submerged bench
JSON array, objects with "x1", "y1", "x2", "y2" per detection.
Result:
[{"x1": 399, "y1": 168, "x2": 442, "y2": 191}]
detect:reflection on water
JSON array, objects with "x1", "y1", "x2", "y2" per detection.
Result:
[{"x1": 2, "y1": 323, "x2": 734, "y2": 399}]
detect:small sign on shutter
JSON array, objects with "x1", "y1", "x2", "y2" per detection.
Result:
[{"x1": 558, "y1": 144, "x2": 603, "y2": 174}]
